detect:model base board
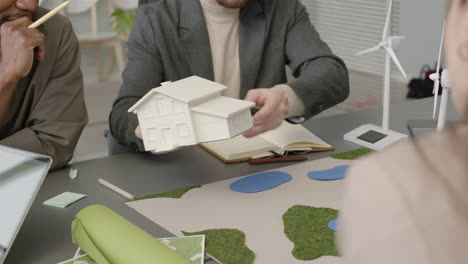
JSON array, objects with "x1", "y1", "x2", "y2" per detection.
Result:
[
  {"x1": 344, "y1": 124, "x2": 408, "y2": 151},
  {"x1": 126, "y1": 156, "x2": 359, "y2": 264}
]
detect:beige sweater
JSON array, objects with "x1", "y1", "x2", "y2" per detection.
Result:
[
  {"x1": 199, "y1": 0, "x2": 305, "y2": 117},
  {"x1": 339, "y1": 123, "x2": 468, "y2": 263}
]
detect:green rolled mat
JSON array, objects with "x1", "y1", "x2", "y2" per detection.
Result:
[{"x1": 71, "y1": 205, "x2": 192, "y2": 264}]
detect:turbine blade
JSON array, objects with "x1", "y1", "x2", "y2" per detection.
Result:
[
  {"x1": 433, "y1": 33, "x2": 445, "y2": 93},
  {"x1": 385, "y1": 46, "x2": 407, "y2": 78},
  {"x1": 383, "y1": 0, "x2": 393, "y2": 40},
  {"x1": 433, "y1": 22, "x2": 445, "y2": 94},
  {"x1": 356, "y1": 45, "x2": 381, "y2": 56},
  {"x1": 388, "y1": 36, "x2": 406, "y2": 41},
  {"x1": 433, "y1": 21, "x2": 446, "y2": 118}
]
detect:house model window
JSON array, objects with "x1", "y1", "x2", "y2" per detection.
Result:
[
  {"x1": 172, "y1": 101, "x2": 184, "y2": 114},
  {"x1": 128, "y1": 76, "x2": 255, "y2": 152}
]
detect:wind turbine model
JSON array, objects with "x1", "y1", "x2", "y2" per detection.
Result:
[
  {"x1": 407, "y1": 22, "x2": 450, "y2": 136},
  {"x1": 344, "y1": 0, "x2": 408, "y2": 151}
]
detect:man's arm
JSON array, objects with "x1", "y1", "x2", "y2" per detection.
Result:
[
  {"x1": 109, "y1": 7, "x2": 164, "y2": 151},
  {"x1": 285, "y1": 0, "x2": 350, "y2": 119},
  {"x1": 0, "y1": 75, "x2": 18, "y2": 123},
  {"x1": 0, "y1": 20, "x2": 87, "y2": 170},
  {"x1": 243, "y1": 1, "x2": 349, "y2": 138}
]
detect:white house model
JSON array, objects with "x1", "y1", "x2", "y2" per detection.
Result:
[{"x1": 128, "y1": 76, "x2": 255, "y2": 152}]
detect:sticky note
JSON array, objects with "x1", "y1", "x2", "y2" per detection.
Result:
[
  {"x1": 43, "y1": 192, "x2": 87, "y2": 208},
  {"x1": 69, "y1": 168, "x2": 78, "y2": 179}
]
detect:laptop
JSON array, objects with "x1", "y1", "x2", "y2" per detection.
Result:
[{"x1": 0, "y1": 146, "x2": 52, "y2": 264}]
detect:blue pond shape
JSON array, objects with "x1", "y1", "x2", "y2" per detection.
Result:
[
  {"x1": 328, "y1": 219, "x2": 338, "y2": 231},
  {"x1": 230, "y1": 171, "x2": 292, "y2": 193},
  {"x1": 307, "y1": 165, "x2": 350, "y2": 181}
]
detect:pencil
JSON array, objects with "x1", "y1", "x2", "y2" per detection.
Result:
[
  {"x1": 98, "y1": 178, "x2": 136, "y2": 200},
  {"x1": 28, "y1": 1, "x2": 70, "y2": 29}
]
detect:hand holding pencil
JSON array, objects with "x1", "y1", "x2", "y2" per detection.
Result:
[
  {"x1": 0, "y1": 1, "x2": 69, "y2": 80},
  {"x1": 28, "y1": 1, "x2": 70, "y2": 29}
]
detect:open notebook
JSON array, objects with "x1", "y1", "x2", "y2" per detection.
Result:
[{"x1": 200, "y1": 121, "x2": 334, "y2": 162}]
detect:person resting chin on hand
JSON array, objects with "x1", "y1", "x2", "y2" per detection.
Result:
[{"x1": 0, "y1": 0, "x2": 87, "y2": 170}]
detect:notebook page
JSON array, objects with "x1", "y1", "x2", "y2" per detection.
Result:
[
  {"x1": 202, "y1": 134, "x2": 279, "y2": 160},
  {"x1": 260, "y1": 122, "x2": 331, "y2": 149}
]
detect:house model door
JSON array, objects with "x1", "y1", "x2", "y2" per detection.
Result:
[{"x1": 160, "y1": 126, "x2": 176, "y2": 151}]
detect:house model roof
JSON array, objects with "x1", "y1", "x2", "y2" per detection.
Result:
[
  {"x1": 128, "y1": 76, "x2": 255, "y2": 118},
  {"x1": 129, "y1": 76, "x2": 227, "y2": 113},
  {"x1": 192, "y1": 97, "x2": 255, "y2": 118},
  {"x1": 157, "y1": 76, "x2": 226, "y2": 103}
]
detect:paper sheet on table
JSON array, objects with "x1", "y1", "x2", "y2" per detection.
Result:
[
  {"x1": 43, "y1": 192, "x2": 87, "y2": 208},
  {"x1": 59, "y1": 235, "x2": 204, "y2": 264}
]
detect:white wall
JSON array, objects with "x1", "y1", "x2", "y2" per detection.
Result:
[
  {"x1": 398, "y1": 0, "x2": 445, "y2": 79},
  {"x1": 39, "y1": 0, "x2": 117, "y2": 76},
  {"x1": 39, "y1": 0, "x2": 114, "y2": 33},
  {"x1": 301, "y1": 0, "x2": 446, "y2": 80},
  {"x1": 40, "y1": 0, "x2": 446, "y2": 79}
]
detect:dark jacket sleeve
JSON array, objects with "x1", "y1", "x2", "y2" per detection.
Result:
[
  {"x1": 0, "y1": 20, "x2": 87, "y2": 170},
  {"x1": 109, "y1": 7, "x2": 164, "y2": 151},
  {"x1": 285, "y1": 0, "x2": 350, "y2": 119}
]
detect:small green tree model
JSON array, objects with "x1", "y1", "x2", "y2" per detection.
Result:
[{"x1": 111, "y1": 8, "x2": 136, "y2": 37}]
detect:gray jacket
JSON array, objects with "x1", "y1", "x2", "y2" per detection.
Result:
[{"x1": 110, "y1": 0, "x2": 349, "y2": 150}]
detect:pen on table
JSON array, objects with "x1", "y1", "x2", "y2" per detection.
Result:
[
  {"x1": 28, "y1": 1, "x2": 70, "y2": 29},
  {"x1": 248, "y1": 156, "x2": 308, "y2": 165},
  {"x1": 98, "y1": 178, "x2": 136, "y2": 200}
]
